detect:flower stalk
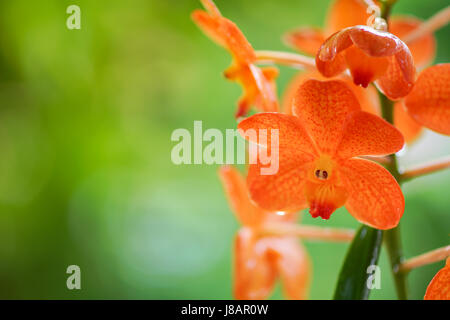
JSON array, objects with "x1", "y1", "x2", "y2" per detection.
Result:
[
  {"x1": 401, "y1": 156, "x2": 450, "y2": 181},
  {"x1": 255, "y1": 50, "x2": 316, "y2": 69},
  {"x1": 402, "y1": 6, "x2": 450, "y2": 44},
  {"x1": 379, "y1": 0, "x2": 397, "y2": 22},
  {"x1": 400, "y1": 245, "x2": 450, "y2": 273},
  {"x1": 379, "y1": 91, "x2": 409, "y2": 300}
]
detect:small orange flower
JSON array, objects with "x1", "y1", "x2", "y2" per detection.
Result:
[
  {"x1": 424, "y1": 258, "x2": 450, "y2": 300},
  {"x1": 316, "y1": 25, "x2": 415, "y2": 100},
  {"x1": 219, "y1": 166, "x2": 310, "y2": 300},
  {"x1": 192, "y1": 0, "x2": 278, "y2": 117},
  {"x1": 239, "y1": 79, "x2": 405, "y2": 230}
]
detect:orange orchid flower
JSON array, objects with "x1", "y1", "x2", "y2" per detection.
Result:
[
  {"x1": 192, "y1": 0, "x2": 278, "y2": 118},
  {"x1": 424, "y1": 258, "x2": 450, "y2": 300},
  {"x1": 219, "y1": 165, "x2": 310, "y2": 300},
  {"x1": 239, "y1": 79, "x2": 405, "y2": 230},
  {"x1": 315, "y1": 25, "x2": 415, "y2": 100}
]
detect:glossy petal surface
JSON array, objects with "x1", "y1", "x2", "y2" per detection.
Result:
[
  {"x1": 376, "y1": 46, "x2": 415, "y2": 100},
  {"x1": 390, "y1": 17, "x2": 436, "y2": 69}
]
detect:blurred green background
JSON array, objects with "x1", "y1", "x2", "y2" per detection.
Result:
[{"x1": 0, "y1": 0, "x2": 448, "y2": 299}]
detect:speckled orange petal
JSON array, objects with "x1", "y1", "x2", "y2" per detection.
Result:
[
  {"x1": 404, "y1": 64, "x2": 450, "y2": 135},
  {"x1": 219, "y1": 166, "x2": 263, "y2": 227},
  {"x1": 424, "y1": 258, "x2": 450, "y2": 300},
  {"x1": 394, "y1": 102, "x2": 423, "y2": 144},
  {"x1": 238, "y1": 113, "x2": 317, "y2": 211},
  {"x1": 282, "y1": 71, "x2": 325, "y2": 115},
  {"x1": 246, "y1": 152, "x2": 314, "y2": 212},
  {"x1": 191, "y1": 8, "x2": 255, "y2": 64},
  {"x1": 389, "y1": 17, "x2": 436, "y2": 69},
  {"x1": 234, "y1": 228, "x2": 277, "y2": 300},
  {"x1": 315, "y1": 51, "x2": 348, "y2": 78},
  {"x1": 376, "y1": 45, "x2": 416, "y2": 100},
  {"x1": 336, "y1": 111, "x2": 404, "y2": 159},
  {"x1": 282, "y1": 71, "x2": 316, "y2": 115},
  {"x1": 284, "y1": 27, "x2": 325, "y2": 56},
  {"x1": 282, "y1": 71, "x2": 380, "y2": 115},
  {"x1": 272, "y1": 238, "x2": 310, "y2": 300},
  {"x1": 292, "y1": 79, "x2": 361, "y2": 155},
  {"x1": 325, "y1": 0, "x2": 372, "y2": 35},
  {"x1": 238, "y1": 112, "x2": 317, "y2": 153},
  {"x1": 339, "y1": 158, "x2": 404, "y2": 230}
]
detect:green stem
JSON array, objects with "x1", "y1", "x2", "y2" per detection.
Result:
[
  {"x1": 379, "y1": 91, "x2": 408, "y2": 300},
  {"x1": 380, "y1": 0, "x2": 397, "y2": 22},
  {"x1": 384, "y1": 226, "x2": 408, "y2": 299}
]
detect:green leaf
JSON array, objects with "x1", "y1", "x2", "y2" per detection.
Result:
[{"x1": 333, "y1": 225, "x2": 383, "y2": 300}]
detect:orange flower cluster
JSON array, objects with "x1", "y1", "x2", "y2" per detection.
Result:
[{"x1": 192, "y1": 0, "x2": 450, "y2": 300}]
